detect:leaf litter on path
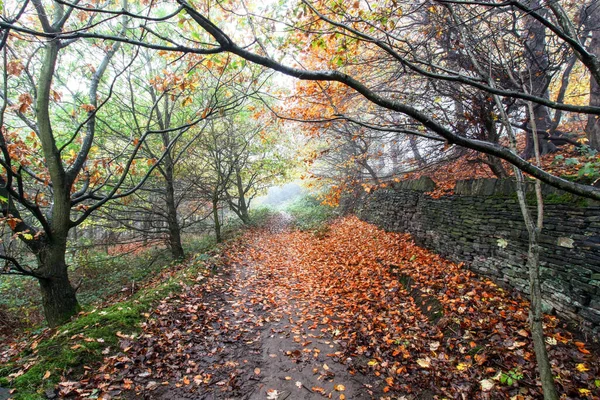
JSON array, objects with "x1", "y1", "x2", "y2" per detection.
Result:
[{"x1": 65, "y1": 216, "x2": 598, "y2": 399}]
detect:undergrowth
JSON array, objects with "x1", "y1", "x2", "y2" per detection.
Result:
[
  {"x1": 0, "y1": 256, "x2": 213, "y2": 399},
  {"x1": 284, "y1": 195, "x2": 336, "y2": 232},
  {"x1": 0, "y1": 245, "x2": 171, "y2": 330},
  {"x1": 0, "y1": 233, "x2": 224, "y2": 400}
]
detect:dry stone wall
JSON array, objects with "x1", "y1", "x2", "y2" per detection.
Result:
[{"x1": 352, "y1": 177, "x2": 600, "y2": 337}]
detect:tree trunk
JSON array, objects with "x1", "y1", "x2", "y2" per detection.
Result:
[
  {"x1": 234, "y1": 170, "x2": 251, "y2": 224},
  {"x1": 167, "y1": 216, "x2": 185, "y2": 259},
  {"x1": 522, "y1": 0, "x2": 557, "y2": 159},
  {"x1": 527, "y1": 232, "x2": 559, "y2": 400},
  {"x1": 494, "y1": 95, "x2": 559, "y2": 400},
  {"x1": 37, "y1": 241, "x2": 79, "y2": 327},
  {"x1": 408, "y1": 135, "x2": 425, "y2": 167},
  {"x1": 165, "y1": 179, "x2": 185, "y2": 260},
  {"x1": 586, "y1": 75, "x2": 600, "y2": 150},
  {"x1": 237, "y1": 199, "x2": 250, "y2": 225},
  {"x1": 583, "y1": 2, "x2": 600, "y2": 150},
  {"x1": 521, "y1": 101, "x2": 559, "y2": 400},
  {"x1": 485, "y1": 154, "x2": 508, "y2": 178},
  {"x1": 212, "y1": 197, "x2": 222, "y2": 243}
]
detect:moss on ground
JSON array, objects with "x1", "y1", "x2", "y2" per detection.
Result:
[{"x1": 0, "y1": 259, "x2": 207, "y2": 400}]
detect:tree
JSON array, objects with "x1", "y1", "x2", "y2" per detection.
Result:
[
  {"x1": 584, "y1": 1, "x2": 600, "y2": 150},
  {"x1": 94, "y1": 51, "x2": 261, "y2": 259},
  {"x1": 0, "y1": 0, "x2": 222, "y2": 326},
  {"x1": 224, "y1": 113, "x2": 290, "y2": 224},
  {"x1": 188, "y1": 107, "x2": 288, "y2": 241}
]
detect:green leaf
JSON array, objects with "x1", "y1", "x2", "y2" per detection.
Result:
[{"x1": 565, "y1": 157, "x2": 580, "y2": 166}]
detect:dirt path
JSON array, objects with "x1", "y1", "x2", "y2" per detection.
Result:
[
  {"x1": 84, "y1": 215, "x2": 599, "y2": 400},
  {"x1": 237, "y1": 217, "x2": 378, "y2": 399},
  {"x1": 121, "y1": 214, "x2": 380, "y2": 400}
]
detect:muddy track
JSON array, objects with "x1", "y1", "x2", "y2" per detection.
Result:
[{"x1": 126, "y1": 215, "x2": 380, "y2": 399}]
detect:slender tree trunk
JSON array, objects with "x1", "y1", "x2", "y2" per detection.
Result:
[
  {"x1": 493, "y1": 92, "x2": 559, "y2": 399},
  {"x1": 37, "y1": 240, "x2": 79, "y2": 327},
  {"x1": 511, "y1": 172, "x2": 558, "y2": 400},
  {"x1": 587, "y1": 75, "x2": 600, "y2": 150},
  {"x1": 390, "y1": 134, "x2": 400, "y2": 174},
  {"x1": 212, "y1": 196, "x2": 222, "y2": 243},
  {"x1": 524, "y1": 101, "x2": 559, "y2": 400},
  {"x1": 408, "y1": 135, "x2": 425, "y2": 167},
  {"x1": 157, "y1": 103, "x2": 185, "y2": 259},
  {"x1": 165, "y1": 180, "x2": 185, "y2": 259},
  {"x1": 234, "y1": 170, "x2": 251, "y2": 224},
  {"x1": 583, "y1": 1, "x2": 600, "y2": 150},
  {"x1": 527, "y1": 231, "x2": 559, "y2": 399}
]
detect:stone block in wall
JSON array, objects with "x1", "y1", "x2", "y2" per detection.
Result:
[
  {"x1": 579, "y1": 307, "x2": 600, "y2": 324},
  {"x1": 392, "y1": 176, "x2": 436, "y2": 192}
]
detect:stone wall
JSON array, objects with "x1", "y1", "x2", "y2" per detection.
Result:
[{"x1": 352, "y1": 177, "x2": 600, "y2": 336}]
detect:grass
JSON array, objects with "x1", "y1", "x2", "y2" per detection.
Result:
[
  {"x1": 248, "y1": 206, "x2": 277, "y2": 226},
  {"x1": 73, "y1": 245, "x2": 172, "y2": 306},
  {"x1": 284, "y1": 195, "x2": 336, "y2": 232}
]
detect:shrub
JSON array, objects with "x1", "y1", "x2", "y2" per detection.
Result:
[{"x1": 285, "y1": 195, "x2": 336, "y2": 231}]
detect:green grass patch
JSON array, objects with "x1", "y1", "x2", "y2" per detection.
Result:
[
  {"x1": 543, "y1": 191, "x2": 589, "y2": 207},
  {"x1": 73, "y1": 246, "x2": 171, "y2": 306},
  {"x1": 248, "y1": 206, "x2": 277, "y2": 227},
  {"x1": 285, "y1": 195, "x2": 336, "y2": 232}
]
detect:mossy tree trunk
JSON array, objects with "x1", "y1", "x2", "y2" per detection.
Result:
[{"x1": 37, "y1": 238, "x2": 79, "y2": 327}]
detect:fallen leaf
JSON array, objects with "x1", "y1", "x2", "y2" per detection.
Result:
[
  {"x1": 416, "y1": 358, "x2": 430, "y2": 368},
  {"x1": 480, "y1": 379, "x2": 494, "y2": 391},
  {"x1": 576, "y1": 363, "x2": 589, "y2": 372}
]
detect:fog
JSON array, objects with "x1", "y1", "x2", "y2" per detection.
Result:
[{"x1": 253, "y1": 182, "x2": 305, "y2": 208}]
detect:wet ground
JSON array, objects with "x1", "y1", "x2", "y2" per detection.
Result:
[{"x1": 119, "y1": 214, "x2": 379, "y2": 399}]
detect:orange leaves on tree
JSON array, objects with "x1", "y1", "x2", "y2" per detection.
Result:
[
  {"x1": 17, "y1": 93, "x2": 33, "y2": 113},
  {"x1": 7, "y1": 60, "x2": 24, "y2": 76},
  {"x1": 80, "y1": 104, "x2": 96, "y2": 112}
]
